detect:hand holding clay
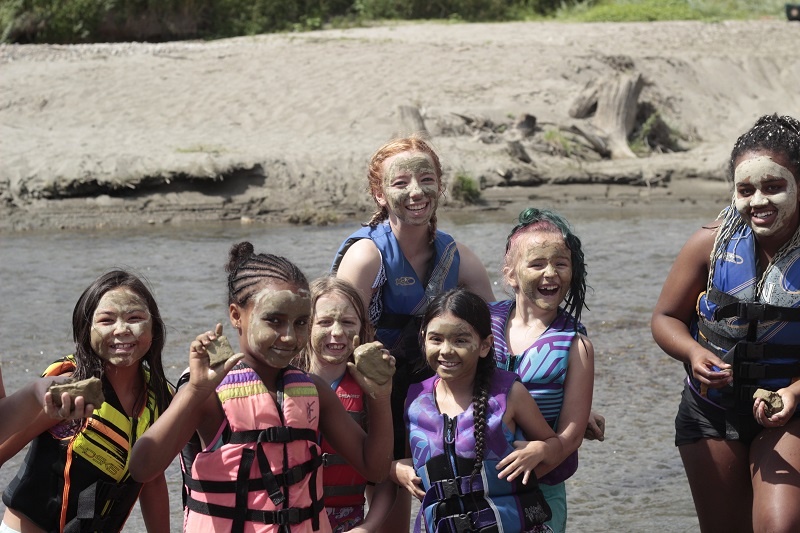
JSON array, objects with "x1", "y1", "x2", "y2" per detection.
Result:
[
  {"x1": 189, "y1": 323, "x2": 244, "y2": 393},
  {"x1": 753, "y1": 388, "x2": 784, "y2": 418},
  {"x1": 349, "y1": 335, "x2": 395, "y2": 398},
  {"x1": 352, "y1": 335, "x2": 395, "y2": 385},
  {"x1": 45, "y1": 377, "x2": 104, "y2": 419}
]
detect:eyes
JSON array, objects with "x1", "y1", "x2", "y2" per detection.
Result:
[
  {"x1": 737, "y1": 181, "x2": 787, "y2": 197},
  {"x1": 260, "y1": 315, "x2": 309, "y2": 328},
  {"x1": 425, "y1": 333, "x2": 473, "y2": 346},
  {"x1": 527, "y1": 259, "x2": 571, "y2": 270},
  {"x1": 389, "y1": 173, "x2": 438, "y2": 189},
  {"x1": 94, "y1": 311, "x2": 148, "y2": 326},
  {"x1": 315, "y1": 317, "x2": 358, "y2": 328}
]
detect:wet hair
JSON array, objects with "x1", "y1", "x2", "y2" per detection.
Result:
[
  {"x1": 420, "y1": 287, "x2": 496, "y2": 478},
  {"x1": 71, "y1": 270, "x2": 171, "y2": 412},
  {"x1": 226, "y1": 241, "x2": 309, "y2": 307},
  {"x1": 712, "y1": 114, "x2": 800, "y2": 294},
  {"x1": 729, "y1": 114, "x2": 800, "y2": 178},
  {"x1": 365, "y1": 134, "x2": 444, "y2": 244},
  {"x1": 504, "y1": 207, "x2": 588, "y2": 328},
  {"x1": 295, "y1": 275, "x2": 374, "y2": 371}
]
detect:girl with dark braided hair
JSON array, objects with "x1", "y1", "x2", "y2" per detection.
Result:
[
  {"x1": 491, "y1": 207, "x2": 597, "y2": 533},
  {"x1": 331, "y1": 135, "x2": 494, "y2": 532},
  {"x1": 1, "y1": 269, "x2": 173, "y2": 533},
  {"x1": 393, "y1": 287, "x2": 561, "y2": 533},
  {"x1": 130, "y1": 242, "x2": 395, "y2": 533},
  {"x1": 653, "y1": 114, "x2": 800, "y2": 532}
]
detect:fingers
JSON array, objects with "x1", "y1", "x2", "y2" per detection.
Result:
[
  {"x1": 214, "y1": 323, "x2": 223, "y2": 336},
  {"x1": 353, "y1": 334, "x2": 360, "y2": 349}
]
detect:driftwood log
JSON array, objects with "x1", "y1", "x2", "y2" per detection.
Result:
[
  {"x1": 569, "y1": 72, "x2": 644, "y2": 160},
  {"x1": 397, "y1": 105, "x2": 428, "y2": 137}
]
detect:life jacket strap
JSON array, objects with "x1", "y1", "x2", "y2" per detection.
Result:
[
  {"x1": 323, "y1": 483, "x2": 368, "y2": 497},
  {"x1": 434, "y1": 508, "x2": 498, "y2": 533},
  {"x1": 708, "y1": 288, "x2": 800, "y2": 322},
  {"x1": 229, "y1": 426, "x2": 317, "y2": 444},
  {"x1": 185, "y1": 494, "x2": 326, "y2": 526},
  {"x1": 63, "y1": 479, "x2": 142, "y2": 533},
  {"x1": 183, "y1": 453, "x2": 323, "y2": 493}
]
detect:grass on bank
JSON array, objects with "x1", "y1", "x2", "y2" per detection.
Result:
[{"x1": 0, "y1": 0, "x2": 790, "y2": 43}]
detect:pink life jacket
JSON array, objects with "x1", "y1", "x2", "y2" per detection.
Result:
[
  {"x1": 183, "y1": 363, "x2": 330, "y2": 533},
  {"x1": 320, "y1": 371, "x2": 368, "y2": 509}
]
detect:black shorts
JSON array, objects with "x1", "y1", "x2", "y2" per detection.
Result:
[{"x1": 674, "y1": 380, "x2": 763, "y2": 446}]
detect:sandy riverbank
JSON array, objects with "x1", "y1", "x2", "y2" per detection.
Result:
[{"x1": 1, "y1": 19, "x2": 798, "y2": 232}]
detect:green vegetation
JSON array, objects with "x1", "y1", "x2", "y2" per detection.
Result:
[
  {"x1": 543, "y1": 129, "x2": 574, "y2": 157},
  {"x1": 449, "y1": 172, "x2": 482, "y2": 204},
  {"x1": 0, "y1": 0, "x2": 788, "y2": 43}
]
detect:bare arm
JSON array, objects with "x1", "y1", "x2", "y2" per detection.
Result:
[
  {"x1": 335, "y1": 239, "x2": 382, "y2": 309},
  {"x1": 130, "y1": 325, "x2": 242, "y2": 482},
  {"x1": 651, "y1": 224, "x2": 732, "y2": 389},
  {"x1": 358, "y1": 480, "x2": 397, "y2": 531},
  {"x1": 456, "y1": 242, "x2": 495, "y2": 302},
  {"x1": 139, "y1": 473, "x2": 170, "y2": 532},
  {"x1": 543, "y1": 334, "x2": 594, "y2": 473},
  {"x1": 314, "y1": 363, "x2": 394, "y2": 483},
  {"x1": 498, "y1": 382, "x2": 562, "y2": 484}
]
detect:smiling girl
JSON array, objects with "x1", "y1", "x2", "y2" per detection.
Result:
[
  {"x1": 489, "y1": 208, "x2": 596, "y2": 532},
  {"x1": 129, "y1": 242, "x2": 395, "y2": 533},
  {"x1": 331, "y1": 135, "x2": 494, "y2": 532},
  {"x1": 652, "y1": 114, "x2": 800, "y2": 531},
  {"x1": 0, "y1": 270, "x2": 173, "y2": 533},
  {"x1": 392, "y1": 287, "x2": 561, "y2": 533}
]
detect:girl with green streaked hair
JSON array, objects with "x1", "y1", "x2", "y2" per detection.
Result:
[{"x1": 488, "y1": 207, "x2": 600, "y2": 533}]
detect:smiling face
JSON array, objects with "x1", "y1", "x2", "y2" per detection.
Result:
[
  {"x1": 90, "y1": 288, "x2": 153, "y2": 367},
  {"x1": 310, "y1": 293, "x2": 362, "y2": 367},
  {"x1": 505, "y1": 232, "x2": 572, "y2": 312},
  {"x1": 424, "y1": 312, "x2": 492, "y2": 385},
  {"x1": 376, "y1": 151, "x2": 440, "y2": 226},
  {"x1": 233, "y1": 281, "x2": 311, "y2": 370},
  {"x1": 734, "y1": 151, "x2": 800, "y2": 241}
]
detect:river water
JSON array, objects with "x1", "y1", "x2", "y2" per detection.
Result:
[{"x1": 0, "y1": 202, "x2": 726, "y2": 532}]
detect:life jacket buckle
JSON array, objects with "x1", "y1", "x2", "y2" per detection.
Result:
[
  {"x1": 263, "y1": 426, "x2": 292, "y2": 443},
  {"x1": 436, "y1": 479, "x2": 461, "y2": 499},
  {"x1": 451, "y1": 513, "x2": 473, "y2": 533},
  {"x1": 738, "y1": 302, "x2": 766, "y2": 321},
  {"x1": 734, "y1": 342, "x2": 765, "y2": 360},
  {"x1": 275, "y1": 508, "x2": 301, "y2": 525}
]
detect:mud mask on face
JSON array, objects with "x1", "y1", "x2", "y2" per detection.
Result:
[{"x1": 734, "y1": 156, "x2": 798, "y2": 236}]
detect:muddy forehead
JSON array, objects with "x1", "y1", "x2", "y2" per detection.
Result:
[
  {"x1": 734, "y1": 155, "x2": 794, "y2": 183},
  {"x1": 386, "y1": 154, "x2": 436, "y2": 177},
  {"x1": 251, "y1": 287, "x2": 310, "y2": 313},
  {"x1": 95, "y1": 289, "x2": 148, "y2": 313}
]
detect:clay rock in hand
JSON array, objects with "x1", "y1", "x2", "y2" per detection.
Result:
[
  {"x1": 354, "y1": 342, "x2": 394, "y2": 385},
  {"x1": 753, "y1": 388, "x2": 784, "y2": 417},
  {"x1": 207, "y1": 335, "x2": 236, "y2": 368},
  {"x1": 48, "y1": 377, "x2": 105, "y2": 408}
]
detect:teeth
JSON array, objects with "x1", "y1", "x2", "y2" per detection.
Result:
[
  {"x1": 439, "y1": 361, "x2": 459, "y2": 367},
  {"x1": 327, "y1": 343, "x2": 345, "y2": 350}
]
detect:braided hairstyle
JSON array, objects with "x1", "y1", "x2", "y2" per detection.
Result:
[
  {"x1": 711, "y1": 114, "x2": 800, "y2": 294},
  {"x1": 504, "y1": 207, "x2": 588, "y2": 328},
  {"x1": 365, "y1": 134, "x2": 444, "y2": 245},
  {"x1": 226, "y1": 242, "x2": 309, "y2": 307},
  {"x1": 71, "y1": 270, "x2": 172, "y2": 412},
  {"x1": 295, "y1": 275, "x2": 375, "y2": 371},
  {"x1": 421, "y1": 287, "x2": 496, "y2": 478}
]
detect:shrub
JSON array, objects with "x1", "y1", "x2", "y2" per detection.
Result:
[{"x1": 449, "y1": 172, "x2": 482, "y2": 204}]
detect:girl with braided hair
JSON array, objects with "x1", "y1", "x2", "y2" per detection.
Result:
[
  {"x1": 491, "y1": 207, "x2": 597, "y2": 533},
  {"x1": 393, "y1": 287, "x2": 561, "y2": 533},
  {"x1": 652, "y1": 114, "x2": 800, "y2": 532},
  {"x1": 331, "y1": 135, "x2": 494, "y2": 532},
  {"x1": 130, "y1": 242, "x2": 395, "y2": 533}
]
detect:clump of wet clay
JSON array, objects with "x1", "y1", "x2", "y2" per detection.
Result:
[
  {"x1": 207, "y1": 335, "x2": 236, "y2": 368},
  {"x1": 49, "y1": 377, "x2": 105, "y2": 408},
  {"x1": 753, "y1": 388, "x2": 784, "y2": 417},
  {"x1": 354, "y1": 341, "x2": 394, "y2": 385}
]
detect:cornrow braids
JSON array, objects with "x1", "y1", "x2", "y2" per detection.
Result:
[
  {"x1": 225, "y1": 241, "x2": 309, "y2": 306},
  {"x1": 710, "y1": 115, "x2": 800, "y2": 295},
  {"x1": 504, "y1": 207, "x2": 589, "y2": 328}
]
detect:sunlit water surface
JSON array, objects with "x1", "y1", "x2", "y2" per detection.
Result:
[{"x1": 0, "y1": 204, "x2": 722, "y2": 532}]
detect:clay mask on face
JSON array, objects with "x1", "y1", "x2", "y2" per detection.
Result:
[
  {"x1": 246, "y1": 287, "x2": 310, "y2": 367},
  {"x1": 734, "y1": 156, "x2": 798, "y2": 237},
  {"x1": 310, "y1": 293, "x2": 361, "y2": 365},
  {"x1": 381, "y1": 153, "x2": 439, "y2": 220},
  {"x1": 90, "y1": 288, "x2": 153, "y2": 366}
]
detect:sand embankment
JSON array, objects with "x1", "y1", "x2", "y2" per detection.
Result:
[{"x1": 1, "y1": 19, "x2": 799, "y2": 232}]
